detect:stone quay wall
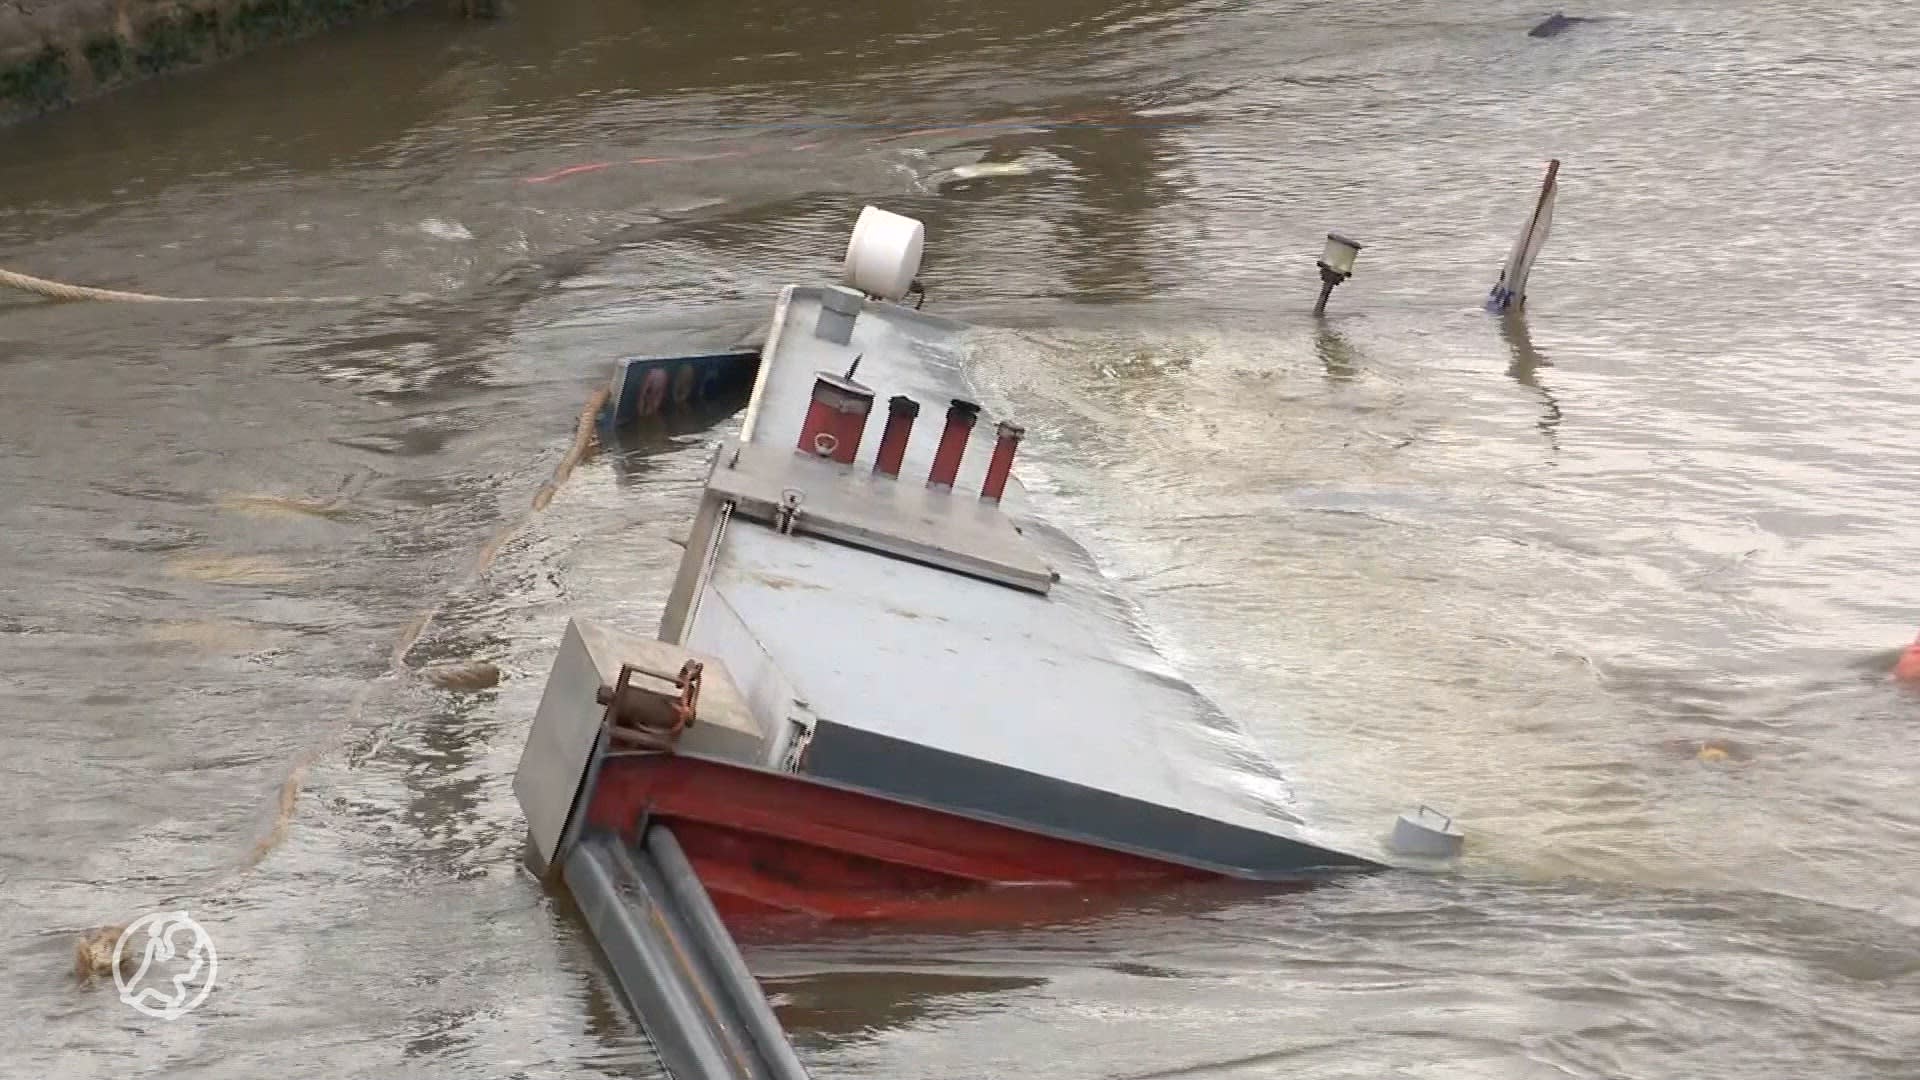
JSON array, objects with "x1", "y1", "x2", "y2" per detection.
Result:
[{"x1": 0, "y1": 0, "x2": 455, "y2": 126}]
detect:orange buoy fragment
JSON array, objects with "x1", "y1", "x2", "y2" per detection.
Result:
[{"x1": 1894, "y1": 634, "x2": 1920, "y2": 682}]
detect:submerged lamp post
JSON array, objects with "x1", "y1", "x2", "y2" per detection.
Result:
[{"x1": 1312, "y1": 232, "x2": 1364, "y2": 317}]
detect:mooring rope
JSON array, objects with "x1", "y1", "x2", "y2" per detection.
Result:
[
  {"x1": 349, "y1": 384, "x2": 611, "y2": 766},
  {"x1": 75, "y1": 384, "x2": 613, "y2": 977},
  {"x1": 1, "y1": 266, "x2": 366, "y2": 305}
]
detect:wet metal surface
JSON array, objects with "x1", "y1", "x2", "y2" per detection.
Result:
[
  {"x1": 704, "y1": 435, "x2": 1056, "y2": 594},
  {"x1": 565, "y1": 828, "x2": 811, "y2": 1080},
  {"x1": 6, "y1": 0, "x2": 1920, "y2": 1077},
  {"x1": 712, "y1": 524, "x2": 1343, "y2": 859},
  {"x1": 686, "y1": 282, "x2": 1361, "y2": 867},
  {"x1": 740, "y1": 290, "x2": 988, "y2": 496}
]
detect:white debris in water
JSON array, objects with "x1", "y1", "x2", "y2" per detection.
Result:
[
  {"x1": 419, "y1": 218, "x2": 475, "y2": 242},
  {"x1": 922, "y1": 151, "x2": 1064, "y2": 190},
  {"x1": 898, "y1": 166, "x2": 929, "y2": 193},
  {"x1": 945, "y1": 161, "x2": 1037, "y2": 181}
]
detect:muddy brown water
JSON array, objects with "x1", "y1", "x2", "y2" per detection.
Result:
[{"x1": 4, "y1": 0, "x2": 1919, "y2": 1076}]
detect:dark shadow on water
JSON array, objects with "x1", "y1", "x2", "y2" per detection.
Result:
[
  {"x1": 1500, "y1": 310, "x2": 1561, "y2": 451},
  {"x1": 770, "y1": 969, "x2": 1050, "y2": 1050},
  {"x1": 1315, "y1": 324, "x2": 1361, "y2": 383},
  {"x1": 1046, "y1": 102, "x2": 1186, "y2": 304}
]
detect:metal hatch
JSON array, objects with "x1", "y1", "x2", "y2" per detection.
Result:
[{"x1": 703, "y1": 437, "x2": 1056, "y2": 595}]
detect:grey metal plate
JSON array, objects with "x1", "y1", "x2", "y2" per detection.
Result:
[
  {"x1": 515, "y1": 619, "x2": 609, "y2": 874},
  {"x1": 705, "y1": 438, "x2": 1054, "y2": 594},
  {"x1": 676, "y1": 282, "x2": 1372, "y2": 868},
  {"x1": 515, "y1": 618, "x2": 765, "y2": 873},
  {"x1": 705, "y1": 525, "x2": 1318, "y2": 845},
  {"x1": 742, "y1": 288, "x2": 1019, "y2": 503},
  {"x1": 802, "y1": 722, "x2": 1378, "y2": 876}
]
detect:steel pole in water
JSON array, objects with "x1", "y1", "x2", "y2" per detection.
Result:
[
  {"x1": 647, "y1": 826, "x2": 814, "y2": 1080},
  {"x1": 1312, "y1": 274, "x2": 1338, "y2": 317}
]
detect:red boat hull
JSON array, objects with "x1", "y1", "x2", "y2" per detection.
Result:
[{"x1": 580, "y1": 754, "x2": 1224, "y2": 928}]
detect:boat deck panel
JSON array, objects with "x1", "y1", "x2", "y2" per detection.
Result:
[
  {"x1": 705, "y1": 438, "x2": 1054, "y2": 594},
  {"x1": 675, "y1": 282, "x2": 1372, "y2": 869},
  {"x1": 743, "y1": 288, "x2": 1018, "y2": 502},
  {"x1": 706, "y1": 522, "x2": 1312, "y2": 844}
]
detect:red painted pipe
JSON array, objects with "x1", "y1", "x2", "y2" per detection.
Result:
[
  {"x1": 872, "y1": 395, "x2": 919, "y2": 479},
  {"x1": 797, "y1": 372, "x2": 875, "y2": 464},
  {"x1": 979, "y1": 421, "x2": 1025, "y2": 503},
  {"x1": 927, "y1": 399, "x2": 979, "y2": 489}
]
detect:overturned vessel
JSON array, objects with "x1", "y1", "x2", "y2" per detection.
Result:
[{"x1": 513, "y1": 206, "x2": 1380, "y2": 1078}]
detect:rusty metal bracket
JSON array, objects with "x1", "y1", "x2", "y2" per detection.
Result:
[{"x1": 598, "y1": 659, "x2": 704, "y2": 751}]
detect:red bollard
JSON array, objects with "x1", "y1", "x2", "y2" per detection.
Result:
[
  {"x1": 797, "y1": 372, "x2": 875, "y2": 464},
  {"x1": 979, "y1": 422, "x2": 1025, "y2": 504},
  {"x1": 927, "y1": 399, "x2": 979, "y2": 489},
  {"x1": 872, "y1": 396, "x2": 919, "y2": 479}
]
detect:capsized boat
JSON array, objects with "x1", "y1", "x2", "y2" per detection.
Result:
[{"x1": 513, "y1": 205, "x2": 1381, "y2": 1078}]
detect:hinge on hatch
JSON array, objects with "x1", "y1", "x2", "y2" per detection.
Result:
[
  {"x1": 774, "y1": 488, "x2": 804, "y2": 536},
  {"x1": 779, "y1": 718, "x2": 813, "y2": 773}
]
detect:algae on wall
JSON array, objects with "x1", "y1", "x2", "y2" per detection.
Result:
[{"x1": 0, "y1": 0, "x2": 433, "y2": 125}]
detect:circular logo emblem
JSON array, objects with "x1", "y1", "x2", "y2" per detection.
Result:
[{"x1": 113, "y1": 910, "x2": 218, "y2": 1020}]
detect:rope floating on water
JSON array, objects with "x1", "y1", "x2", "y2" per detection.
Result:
[
  {"x1": 295, "y1": 382, "x2": 612, "y2": 824},
  {"x1": 1, "y1": 265, "x2": 365, "y2": 305},
  {"x1": 0, "y1": 266, "x2": 201, "y2": 303},
  {"x1": 75, "y1": 384, "x2": 614, "y2": 978}
]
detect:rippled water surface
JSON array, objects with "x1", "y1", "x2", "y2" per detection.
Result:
[{"x1": 4, "y1": 0, "x2": 1918, "y2": 1076}]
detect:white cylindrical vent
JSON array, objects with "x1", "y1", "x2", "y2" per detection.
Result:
[{"x1": 843, "y1": 206, "x2": 925, "y2": 302}]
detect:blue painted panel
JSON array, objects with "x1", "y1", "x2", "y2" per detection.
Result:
[{"x1": 606, "y1": 350, "x2": 761, "y2": 430}]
